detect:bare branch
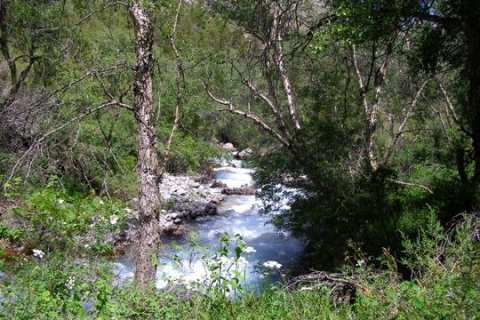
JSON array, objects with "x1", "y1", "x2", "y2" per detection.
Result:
[
  {"x1": 30, "y1": 63, "x2": 130, "y2": 112},
  {"x1": 387, "y1": 178, "x2": 434, "y2": 194},
  {"x1": 164, "y1": 0, "x2": 185, "y2": 167},
  {"x1": 430, "y1": 104, "x2": 453, "y2": 146},
  {"x1": 5, "y1": 100, "x2": 123, "y2": 189},
  {"x1": 93, "y1": 71, "x2": 115, "y2": 101},
  {"x1": 437, "y1": 81, "x2": 459, "y2": 123},
  {"x1": 205, "y1": 86, "x2": 290, "y2": 148},
  {"x1": 68, "y1": 1, "x2": 129, "y2": 29},
  {"x1": 352, "y1": 35, "x2": 396, "y2": 172},
  {"x1": 1, "y1": 39, "x2": 39, "y2": 110},
  {"x1": 351, "y1": 44, "x2": 370, "y2": 117},
  {"x1": 230, "y1": 63, "x2": 292, "y2": 141},
  {"x1": 383, "y1": 80, "x2": 428, "y2": 165}
]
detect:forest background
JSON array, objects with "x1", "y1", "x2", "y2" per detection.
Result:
[{"x1": 0, "y1": 0, "x2": 478, "y2": 318}]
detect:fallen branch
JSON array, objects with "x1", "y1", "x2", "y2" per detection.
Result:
[{"x1": 286, "y1": 270, "x2": 358, "y2": 304}]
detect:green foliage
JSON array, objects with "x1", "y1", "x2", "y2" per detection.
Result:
[
  {"x1": 0, "y1": 224, "x2": 24, "y2": 242},
  {"x1": 204, "y1": 233, "x2": 247, "y2": 296},
  {"x1": 1, "y1": 1, "x2": 479, "y2": 318},
  {"x1": 332, "y1": 0, "x2": 405, "y2": 43},
  {"x1": 10, "y1": 188, "x2": 129, "y2": 254},
  {"x1": 352, "y1": 213, "x2": 480, "y2": 319},
  {"x1": 164, "y1": 132, "x2": 224, "y2": 174},
  {"x1": 1, "y1": 209, "x2": 478, "y2": 319},
  {"x1": 0, "y1": 255, "x2": 117, "y2": 319}
]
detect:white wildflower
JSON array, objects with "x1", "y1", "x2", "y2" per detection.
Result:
[
  {"x1": 57, "y1": 199, "x2": 64, "y2": 205},
  {"x1": 32, "y1": 249, "x2": 45, "y2": 259},
  {"x1": 110, "y1": 215, "x2": 119, "y2": 225},
  {"x1": 242, "y1": 246, "x2": 256, "y2": 254},
  {"x1": 65, "y1": 276, "x2": 75, "y2": 290},
  {"x1": 99, "y1": 199, "x2": 105, "y2": 205},
  {"x1": 299, "y1": 286, "x2": 313, "y2": 291},
  {"x1": 263, "y1": 260, "x2": 282, "y2": 269},
  {"x1": 219, "y1": 256, "x2": 230, "y2": 265},
  {"x1": 356, "y1": 259, "x2": 366, "y2": 267},
  {"x1": 237, "y1": 256, "x2": 248, "y2": 265}
]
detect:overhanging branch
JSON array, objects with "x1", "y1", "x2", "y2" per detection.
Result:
[{"x1": 205, "y1": 86, "x2": 290, "y2": 148}]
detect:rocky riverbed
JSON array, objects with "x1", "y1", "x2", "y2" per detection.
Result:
[
  {"x1": 108, "y1": 157, "x2": 257, "y2": 251},
  {"x1": 113, "y1": 156, "x2": 305, "y2": 291}
]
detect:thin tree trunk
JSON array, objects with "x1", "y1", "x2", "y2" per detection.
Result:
[
  {"x1": 272, "y1": 2, "x2": 301, "y2": 131},
  {"x1": 0, "y1": 0, "x2": 38, "y2": 112},
  {"x1": 351, "y1": 39, "x2": 394, "y2": 174},
  {"x1": 163, "y1": 0, "x2": 184, "y2": 170},
  {"x1": 129, "y1": 2, "x2": 161, "y2": 289}
]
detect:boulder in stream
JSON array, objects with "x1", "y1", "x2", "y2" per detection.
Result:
[
  {"x1": 221, "y1": 142, "x2": 236, "y2": 151},
  {"x1": 174, "y1": 201, "x2": 218, "y2": 219},
  {"x1": 211, "y1": 180, "x2": 227, "y2": 188}
]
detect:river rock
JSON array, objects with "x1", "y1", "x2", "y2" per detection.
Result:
[
  {"x1": 222, "y1": 142, "x2": 236, "y2": 151},
  {"x1": 108, "y1": 168, "x2": 226, "y2": 249},
  {"x1": 163, "y1": 223, "x2": 185, "y2": 236},
  {"x1": 194, "y1": 174, "x2": 211, "y2": 184},
  {"x1": 221, "y1": 186, "x2": 256, "y2": 195},
  {"x1": 192, "y1": 182, "x2": 200, "y2": 188},
  {"x1": 211, "y1": 180, "x2": 227, "y2": 188},
  {"x1": 210, "y1": 196, "x2": 224, "y2": 204},
  {"x1": 236, "y1": 148, "x2": 254, "y2": 159},
  {"x1": 174, "y1": 201, "x2": 218, "y2": 219},
  {"x1": 174, "y1": 188, "x2": 187, "y2": 196}
]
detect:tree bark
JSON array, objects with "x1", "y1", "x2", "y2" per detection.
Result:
[
  {"x1": 129, "y1": 1, "x2": 161, "y2": 289},
  {"x1": 463, "y1": 0, "x2": 480, "y2": 204}
]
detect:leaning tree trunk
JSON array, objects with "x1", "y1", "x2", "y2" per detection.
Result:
[{"x1": 129, "y1": 2, "x2": 161, "y2": 289}]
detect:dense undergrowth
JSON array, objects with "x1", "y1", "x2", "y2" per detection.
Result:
[
  {"x1": 0, "y1": 190, "x2": 478, "y2": 319},
  {"x1": 1, "y1": 0, "x2": 480, "y2": 318}
]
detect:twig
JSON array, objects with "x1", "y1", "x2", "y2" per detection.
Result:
[
  {"x1": 5, "y1": 100, "x2": 123, "y2": 190},
  {"x1": 387, "y1": 178, "x2": 433, "y2": 194}
]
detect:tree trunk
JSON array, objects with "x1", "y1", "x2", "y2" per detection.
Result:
[
  {"x1": 129, "y1": 2, "x2": 161, "y2": 289},
  {"x1": 463, "y1": 0, "x2": 480, "y2": 206}
]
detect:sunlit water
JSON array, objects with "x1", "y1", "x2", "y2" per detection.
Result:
[{"x1": 114, "y1": 161, "x2": 304, "y2": 292}]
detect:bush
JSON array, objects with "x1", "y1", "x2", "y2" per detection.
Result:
[
  {"x1": 352, "y1": 213, "x2": 480, "y2": 319},
  {"x1": 5, "y1": 188, "x2": 130, "y2": 255},
  {"x1": 1, "y1": 211, "x2": 477, "y2": 319},
  {"x1": 0, "y1": 255, "x2": 116, "y2": 319}
]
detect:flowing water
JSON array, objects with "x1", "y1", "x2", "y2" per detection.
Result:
[{"x1": 114, "y1": 160, "x2": 304, "y2": 292}]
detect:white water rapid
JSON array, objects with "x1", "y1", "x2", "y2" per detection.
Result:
[{"x1": 114, "y1": 160, "x2": 304, "y2": 292}]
